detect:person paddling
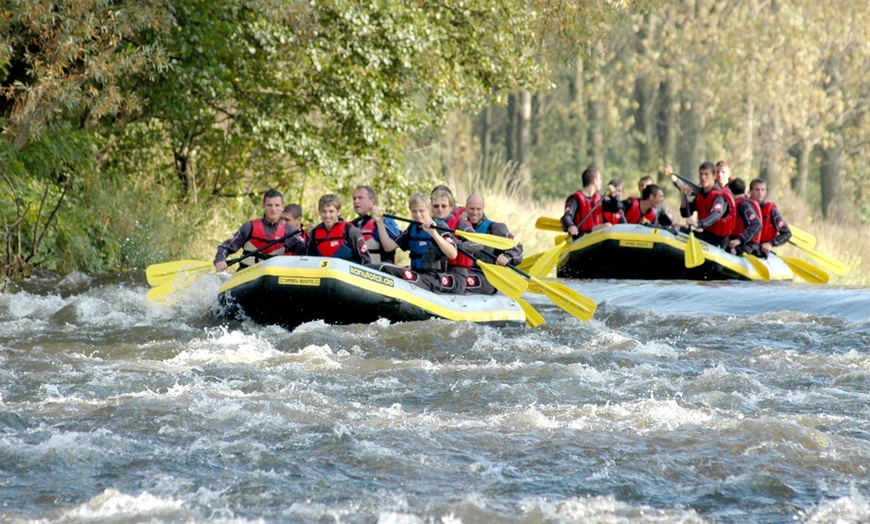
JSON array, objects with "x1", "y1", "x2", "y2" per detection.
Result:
[
  {"x1": 727, "y1": 178, "x2": 763, "y2": 256},
  {"x1": 372, "y1": 193, "x2": 461, "y2": 293},
  {"x1": 214, "y1": 188, "x2": 301, "y2": 271},
  {"x1": 350, "y1": 185, "x2": 401, "y2": 264},
  {"x1": 681, "y1": 161, "x2": 736, "y2": 249},
  {"x1": 561, "y1": 167, "x2": 611, "y2": 239},
  {"x1": 464, "y1": 194, "x2": 524, "y2": 295}
]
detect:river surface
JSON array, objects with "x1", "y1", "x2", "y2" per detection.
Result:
[{"x1": 1, "y1": 272, "x2": 869, "y2": 523}]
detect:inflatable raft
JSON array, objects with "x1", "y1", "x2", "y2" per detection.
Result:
[
  {"x1": 557, "y1": 223, "x2": 793, "y2": 281},
  {"x1": 217, "y1": 256, "x2": 527, "y2": 328}
]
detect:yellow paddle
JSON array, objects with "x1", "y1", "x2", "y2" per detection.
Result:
[
  {"x1": 524, "y1": 241, "x2": 569, "y2": 278},
  {"x1": 534, "y1": 216, "x2": 564, "y2": 232},
  {"x1": 145, "y1": 229, "x2": 303, "y2": 304},
  {"x1": 788, "y1": 225, "x2": 816, "y2": 249},
  {"x1": 471, "y1": 258, "x2": 544, "y2": 327},
  {"x1": 474, "y1": 261, "x2": 529, "y2": 300},
  {"x1": 517, "y1": 298, "x2": 546, "y2": 328},
  {"x1": 778, "y1": 254, "x2": 829, "y2": 284},
  {"x1": 684, "y1": 231, "x2": 705, "y2": 269},
  {"x1": 465, "y1": 247, "x2": 596, "y2": 322},
  {"x1": 742, "y1": 253, "x2": 770, "y2": 281},
  {"x1": 788, "y1": 241, "x2": 850, "y2": 276},
  {"x1": 385, "y1": 214, "x2": 518, "y2": 251},
  {"x1": 147, "y1": 260, "x2": 213, "y2": 286}
]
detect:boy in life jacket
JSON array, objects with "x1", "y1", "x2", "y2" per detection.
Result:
[
  {"x1": 749, "y1": 178, "x2": 792, "y2": 255},
  {"x1": 279, "y1": 203, "x2": 306, "y2": 255},
  {"x1": 372, "y1": 192, "x2": 461, "y2": 293},
  {"x1": 214, "y1": 188, "x2": 299, "y2": 271},
  {"x1": 681, "y1": 161, "x2": 735, "y2": 249},
  {"x1": 726, "y1": 178, "x2": 763, "y2": 256},
  {"x1": 302, "y1": 194, "x2": 371, "y2": 264}
]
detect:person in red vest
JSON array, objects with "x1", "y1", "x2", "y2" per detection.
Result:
[
  {"x1": 601, "y1": 178, "x2": 625, "y2": 224},
  {"x1": 561, "y1": 167, "x2": 611, "y2": 238},
  {"x1": 214, "y1": 188, "x2": 299, "y2": 271},
  {"x1": 303, "y1": 194, "x2": 370, "y2": 264},
  {"x1": 681, "y1": 161, "x2": 736, "y2": 249},
  {"x1": 622, "y1": 184, "x2": 664, "y2": 225},
  {"x1": 749, "y1": 178, "x2": 791, "y2": 255},
  {"x1": 726, "y1": 178, "x2": 763, "y2": 256},
  {"x1": 350, "y1": 185, "x2": 401, "y2": 264}
]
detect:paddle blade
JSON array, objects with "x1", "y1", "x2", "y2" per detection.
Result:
[
  {"x1": 476, "y1": 261, "x2": 529, "y2": 300},
  {"x1": 684, "y1": 232, "x2": 705, "y2": 268},
  {"x1": 146, "y1": 269, "x2": 215, "y2": 305},
  {"x1": 517, "y1": 298, "x2": 546, "y2": 328},
  {"x1": 146, "y1": 259, "x2": 212, "y2": 286},
  {"x1": 780, "y1": 255, "x2": 829, "y2": 284},
  {"x1": 526, "y1": 241, "x2": 567, "y2": 278},
  {"x1": 534, "y1": 217, "x2": 564, "y2": 232},
  {"x1": 789, "y1": 225, "x2": 817, "y2": 249},
  {"x1": 454, "y1": 230, "x2": 518, "y2": 250},
  {"x1": 530, "y1": 278, "x2": 596, "y2": 321},
  {"x1": 799, "y1": 245, "x2": 851, "y2": 276},
  {"x1": 742, "y1": 253, "x2": 770, "y2": 281}
]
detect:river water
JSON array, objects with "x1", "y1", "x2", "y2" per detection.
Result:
[{"x1": 1, "y1": 272, "x2": 869, "y2": 523}]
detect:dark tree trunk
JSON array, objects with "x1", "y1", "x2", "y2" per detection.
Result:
[
  {"x1": 820, "y1": 140, "x2": 846, "y2": 220},
  {"x1": 790, "y1": 138, "x2": 811, "y2": 199},
  {"x1": 479, "y1": 103, "x2": 492, "y2": 175},
  {"x1": 657, "y1": 76, "x2": 677, "y2": 181},
  {"x1": 570, "y1": 52, "x2": 588, "y2": 166}
]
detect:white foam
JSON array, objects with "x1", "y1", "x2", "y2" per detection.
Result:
[
  {"x1": 169, "y1": 327, "x2": 282, "y2": 365},
  {"x1": 520, "y1": 494, "x2": 707, "y2": 523},
  {"x1": 805, "y1": 485, "x2": 870, "y2": 523}
]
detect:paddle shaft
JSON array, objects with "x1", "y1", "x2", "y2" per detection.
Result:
[
  {"x1": 567, "y1": 197, "x2": 605, "y2": 239},
  {"x1": 672, "y1": 173, "x2": 702, "y2": 194},
  {"x1": 385, "y1": 214, "x2": 469, "y2": 236},
  {"x1": 222, "y1": 228, "x2": 304, "y2": 268}
]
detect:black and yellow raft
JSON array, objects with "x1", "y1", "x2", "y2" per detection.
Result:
[
  {"x1": 217, "y1": 256, "x2": 527, "y2": 328},
  {"x1": 556, "y1": 223, "x2": 793, "y2": 281}
]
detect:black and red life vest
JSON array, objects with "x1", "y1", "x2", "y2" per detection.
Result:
[
  {"x1": 732, "y1": 196, "x2": 762, "y2": 244},
  {"x1": 759, "y1": 201, "x2": 782, "y2": 243},
  {"x1": 623, "y1": 197, "x2": 656, "y2": 225},
  {"x1": 312, "y1": 221, "x2": 355, "y2": 260},
  {"x1": 446, "y1": 215, "x2": 474, "y2": 268},
  {"x1": 242, "y1": 219, "x2": 287, "y2": 264},
  {"x1": 567, "y1": 191, "x2": 603, "y2": 233},
  {"x1": 694, "y1": 187, "x2": 735, "y2": 237}
]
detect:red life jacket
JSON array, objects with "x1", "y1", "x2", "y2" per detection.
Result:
[
  {"x1": 759, "y1": 201, "x2": 780, "y2": 243},
  {"x1": 567, "y1": 191, "x2": 603, "y2": 233},
  {"x1": 623, "y1": 197, "x2": 656, "y2": 224},
  {"x1": 695, "y1": 187, "x2": 735, "y2": 237},
  {"x1": 446, "y1": 215, "x2": 474, "y2": 268},
  {"x1": 242, "y1": 219, "x2": 287, "y2": 263},
  {"x1": 602, "y1": 206, "x2": 623, "y2": 225},
  {"x1": 732, "y1": 197, "x2": 762, "y2": 243},
  {"x1": 312, "y1": 221, "x2": 354, "y2": 259}
]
